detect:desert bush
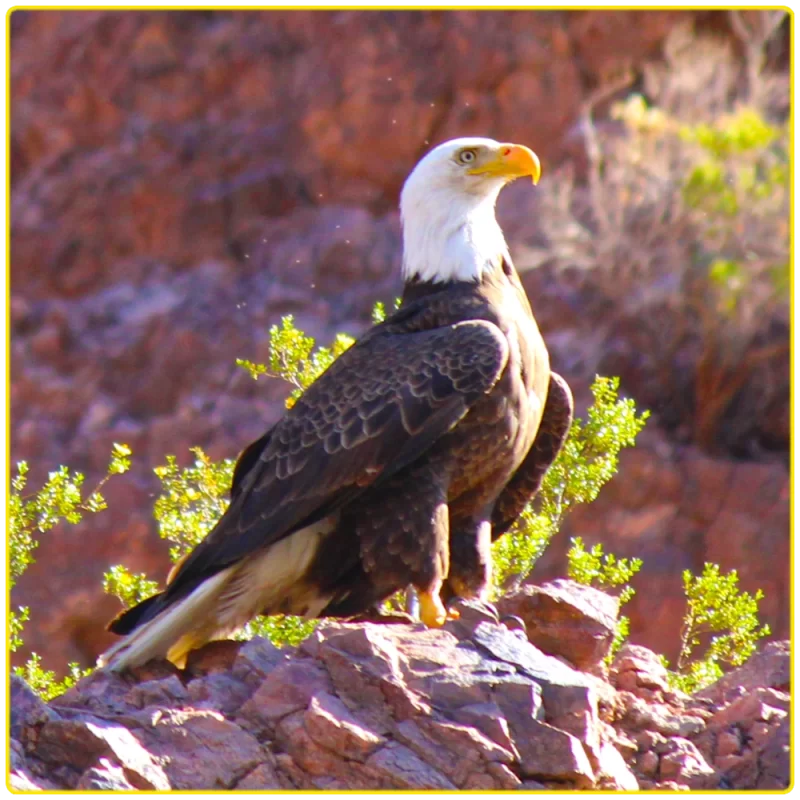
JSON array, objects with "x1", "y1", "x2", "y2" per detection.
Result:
[
  {"x1": 567, "y1": 537, "x2": 643, "y2": 661},
  {"x1": 9, "y1": 445, "x2": 131, "y2": 698},
  {"x1": 663, "y1": 563, "x2": 771, "y2": 694},
  {"x1": 492, "y1": 375, "x2": 648, "y2": 593},
  {"x1": 105, "y1": 445, "x2": 319, "y2": 649},
  {"x1": 106, "y1": 313, "x2": 649, "y2": 652},
  {"x1": 527, "y1": 12, "x2": 789, "y2": 458}
]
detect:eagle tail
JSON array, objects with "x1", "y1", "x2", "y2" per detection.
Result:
[
  {"x1": 106, "y1": 592, "x2": 164, "y2": 636},
  {"x1": 98, "y1": 518, "x2": 339, "y2": 672},
  {"x1": 96, "y1": 568, "x2": 233, "y2": 672}
]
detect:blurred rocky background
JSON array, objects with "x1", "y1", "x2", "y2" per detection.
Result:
[{"x1": 10, "y1": 9, "x2": 790, "y2": 672}]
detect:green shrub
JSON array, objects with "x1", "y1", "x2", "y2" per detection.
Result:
[
  {"x1": 103, "y1": 316, "x2": 650, "y2": 648},
  {"x1": 9, "y1": 445, "x2": 131, "y2": 695},
  {"x1": 664, "y1": 563, "x2": 771, "y2": 694},
  {"x1": 103, "y1": 447, "x2": 319, "y2": 649},
  {"x1": 567, "y1": 537, "x2": 643, "y2": 661},
  {"x1": 14, "y1": 654, "x2": 90, "y2": 703},
  {"x1": 103, "y1": 314, "x2": 362, "y2": 650},
  {"x1": 236, "y1": 315, "x2": 355, "y2": 409},
  {"x1": 492, "y1": 376, "x2": 649, "y2": 593}
]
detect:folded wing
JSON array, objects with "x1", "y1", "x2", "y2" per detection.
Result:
[{"x1": 108, "y1": 318, "x2": 509, "y2": 640}]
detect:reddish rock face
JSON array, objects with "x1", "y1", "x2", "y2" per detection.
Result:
[
  {"x1": 9, "y1": 9, "x2": 788, "y2": 673},
  {"x1": 497, "y1": 580, "x2": 620, "y2": 671}
]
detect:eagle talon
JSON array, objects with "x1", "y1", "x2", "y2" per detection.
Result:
[{"x1": 418, "y1": 590, "x2": 448, "y2": 628}]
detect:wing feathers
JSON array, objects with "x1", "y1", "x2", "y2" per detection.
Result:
[
  {"x1": 148, "y1": 320, "x2": 508, "y2": 612},
  {"x1": 491, "y1": 371, "x2": 574, "y2": 539}
]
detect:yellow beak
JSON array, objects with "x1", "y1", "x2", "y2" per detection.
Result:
[{"x1": 468, "y1": 143, "x2": 541, "y2": 185}]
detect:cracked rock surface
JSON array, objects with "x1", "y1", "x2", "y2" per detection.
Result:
[
  {"x1": 10, "y1": 585, "x2": 789, "y2": 791},
  {"x1": 10, "y1": 10, "x2": 789, "y2": 675}
]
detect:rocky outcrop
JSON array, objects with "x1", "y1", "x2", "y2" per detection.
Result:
[
  {"x1": 497, "y1": 579, "x2": 620, "y2": 672},
  {"x1": 10, "y1": 585, "x2": 790, "y2": 791},
  {"x1": 10, "y1": 9, "x2": 789, "y2": 677},
  {"x1": 610, "y1": 640, "x2": 790, "y2": 791}
]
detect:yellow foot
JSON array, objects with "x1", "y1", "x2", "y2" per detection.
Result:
[{"x1": 418, "y1": 590, "x2": 460, "y2": 627}]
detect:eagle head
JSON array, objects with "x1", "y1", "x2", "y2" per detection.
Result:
[{"x1": 400, "y1": 137, "x2": 541, "y2": 285}]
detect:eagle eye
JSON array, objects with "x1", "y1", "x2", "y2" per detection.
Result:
[{"x1": 457, "y1": 148, "x2": 478, "y2": 165}]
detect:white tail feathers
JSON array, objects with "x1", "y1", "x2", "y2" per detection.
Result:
[
  {"x1": 96, "y1": 517, "x2": 337, "y2": 672},
  {"x1": 97, "y1": 568, "x2": 233, "y2": 672}
]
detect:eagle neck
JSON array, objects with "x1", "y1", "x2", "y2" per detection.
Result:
[{"x1": 400, "y1": 185, "x2": 508, "y2": 284}]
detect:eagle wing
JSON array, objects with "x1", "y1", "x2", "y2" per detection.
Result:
[
  {"x1": 491, "y1": 371, "x2": 574, "y2": 538},
  {"x1": 154, "y1": 317, "x2": 509, "y2": 609}
]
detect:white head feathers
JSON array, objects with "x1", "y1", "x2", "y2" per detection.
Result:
[{"x1": 400, "y1": 137, "x2": 541, "y2": 284}]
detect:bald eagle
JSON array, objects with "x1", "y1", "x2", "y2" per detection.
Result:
[{"x1": 98, "y1": 138, "x2": 573, "y2": 671}]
